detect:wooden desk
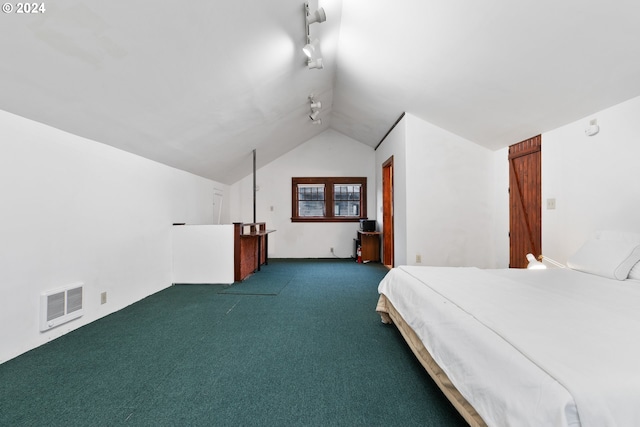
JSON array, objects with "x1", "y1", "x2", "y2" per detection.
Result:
[
  {"x1": 357, "y1": 231, "x2": 381, "y2": 262},
  {"x1": 233, "y1": 222, "x2": 275, "y2": 281}
]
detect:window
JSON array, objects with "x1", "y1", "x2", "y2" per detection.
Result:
[{"x1": 292, "y1": 177, "x2": 367, "y2": 222}]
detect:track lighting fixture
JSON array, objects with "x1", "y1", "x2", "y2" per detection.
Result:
[
  {"x1": 307, "y1": 58, "x2": 323, "y2": 69},
  {"x1": 308, "y1": 94, "x2": 323, "y2": 124},
  {"x1": 303, "y1": 3, "x2": 326, "y2": 69},
  {"x1": 306, "y1": 7, "x2": 326, "y2": 25}
]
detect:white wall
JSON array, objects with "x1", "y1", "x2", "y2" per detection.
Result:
[
  {"x1": 404, "y1": 114, "x2": 497, "y2": 268},
  {"x1": 375, "y1": 114, "x2": 502, "y2": 268},
  {"x1": 229, "y1": 129, "x2": 376, "y2": 258},
  {"x1": 542, "y1": 95, "x2": 640, "y2": 263},
  {"x1": 492, "y1": 147, "x2": 510, "y2": 268},
  {"x1": 0, "y1": 110, "x2": 228, "y2": 363}
]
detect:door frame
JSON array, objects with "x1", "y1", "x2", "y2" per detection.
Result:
[{"x1": 382, "y1": 156, "x2": 394, "y2": 268}]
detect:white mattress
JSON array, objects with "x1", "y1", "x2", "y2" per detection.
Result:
[{"x1": 378, "y1": 266, "x2": 640, "y2": 427}]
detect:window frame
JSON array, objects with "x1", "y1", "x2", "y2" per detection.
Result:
[{"x1": 291, "y1": 177, "x2": 367, "y2": 223}]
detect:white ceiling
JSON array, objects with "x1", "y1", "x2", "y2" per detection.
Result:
[{"x1": 2, "y1": 0, "x2": 640, "y2": 184}]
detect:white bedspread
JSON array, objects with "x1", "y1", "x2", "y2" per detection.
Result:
[{"x1": 379, "y1": 266, "x2": 640, "y2": 427}]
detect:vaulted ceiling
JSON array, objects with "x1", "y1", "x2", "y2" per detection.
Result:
[{"x1": 2, "y1": 0, "x2": 640, "y2": 184}]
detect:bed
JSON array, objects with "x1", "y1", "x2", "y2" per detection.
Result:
[{"x1": 376, "y1": 233, "x2": 640, "y2": 427}]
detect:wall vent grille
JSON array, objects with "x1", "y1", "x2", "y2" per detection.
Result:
[{"x1": 40, "y1": 283, "x2": 84, "y2": 331}]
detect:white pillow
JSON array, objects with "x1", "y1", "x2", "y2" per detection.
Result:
[
  {"x1": 566, "y1": 239, "x2": 640, "y2": 280},
  {"x1": 629, "y1": 261, "x2": 640, "y2": 281}
]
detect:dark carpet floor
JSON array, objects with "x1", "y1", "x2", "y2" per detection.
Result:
[{"x1": 0, "y1": 259, "x2": 467, "y2": 426}]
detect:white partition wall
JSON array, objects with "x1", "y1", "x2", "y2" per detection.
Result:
[
  {"x1": 172, "y1": 225, "x2": 235, "y2": 284},
  {"x1": 375, "y1": 114, "x2": 499, "y2": 268}
]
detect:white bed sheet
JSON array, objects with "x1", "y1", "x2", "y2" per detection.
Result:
[{"x1": 378, "y1": 266, "x2": 640, "y2": 427}]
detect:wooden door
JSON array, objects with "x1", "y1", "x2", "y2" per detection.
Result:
[
  {"x1": 382, "y1": 156, "x2": 394, "y2": 267},
  {"x1": 509, "y1": 136, "x2": 542, "y2": 268}
]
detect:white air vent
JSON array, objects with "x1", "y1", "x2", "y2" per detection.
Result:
[{"x1": 40, "y1": 283, "x2": 84, "y2": 331}]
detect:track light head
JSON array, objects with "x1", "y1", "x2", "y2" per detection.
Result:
[
  {"x1": 307, "y1": 58, "x2": 323, "y2": 69},
  {"x1": 302, "y1": 38, "x2": 320, "y2": 58},
  {"x1": 309, "y1": 110, "x2": 321, "y2": 121},
  {"x1": 307, "y1": 7, "x2": 326, "y2": 25},
  {"x1": 310, "y1": 101, "x2": 322, "y2": 110},
  {"x1": 311, "y1": 118, "x2": 322, "y2": 125}
]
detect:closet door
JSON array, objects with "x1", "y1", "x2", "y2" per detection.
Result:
[{"x1": 509, "y1": 135, "x2": 541, "y2": 268}]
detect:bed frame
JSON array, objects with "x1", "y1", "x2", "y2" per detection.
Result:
[{"x1": 376, "y1": 294, "x2": 487, "y2": 427}]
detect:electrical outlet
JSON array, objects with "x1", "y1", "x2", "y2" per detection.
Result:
[
  {"x1": 416, "y1": 254, "x2": 422, "y2": 263},
  {"x1": 101, "y1": 292, "x2": 107, "y2": 305},
  {"x1": 546, "y1": 198, "x2": 556, "y2": 210}
]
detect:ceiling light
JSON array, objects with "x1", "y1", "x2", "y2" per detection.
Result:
[
  {"x1": 306, "y1": 7, "x2": 326, "y2": 25},
  {"x1": 309, "y1": 110, "x2": 321, "y2": 121},
  {"x1": 585, "y1": 118, "x2": 600, "y2": 136},
  {"x1": 303, "y1": 38, "x2": 320, "y2": 58},
  {"x1": 310, "y1": 101, "x2": 322, "y2": 110},
  {"x1": 307, "y1": 58, "x2": 323, "y2": 69},
  {"x1": 311, "y1": 119, "x2": 322, "y2": 125}
]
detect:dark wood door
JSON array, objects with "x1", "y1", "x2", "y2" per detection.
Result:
[
  {"x1": 509, "y1": 136, "x2": 542, "y2": 268},
  {"x1": 382, "y1": 156, "x2": 394, "y2": 267}
]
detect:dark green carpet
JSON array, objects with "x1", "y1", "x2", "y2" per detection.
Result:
[
  {"x1": 0, "y1": 259, "x2": 467, "y2": 426},
  {"x1": 217, "y1": 268, "x2": 293, "y2": 295}
]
